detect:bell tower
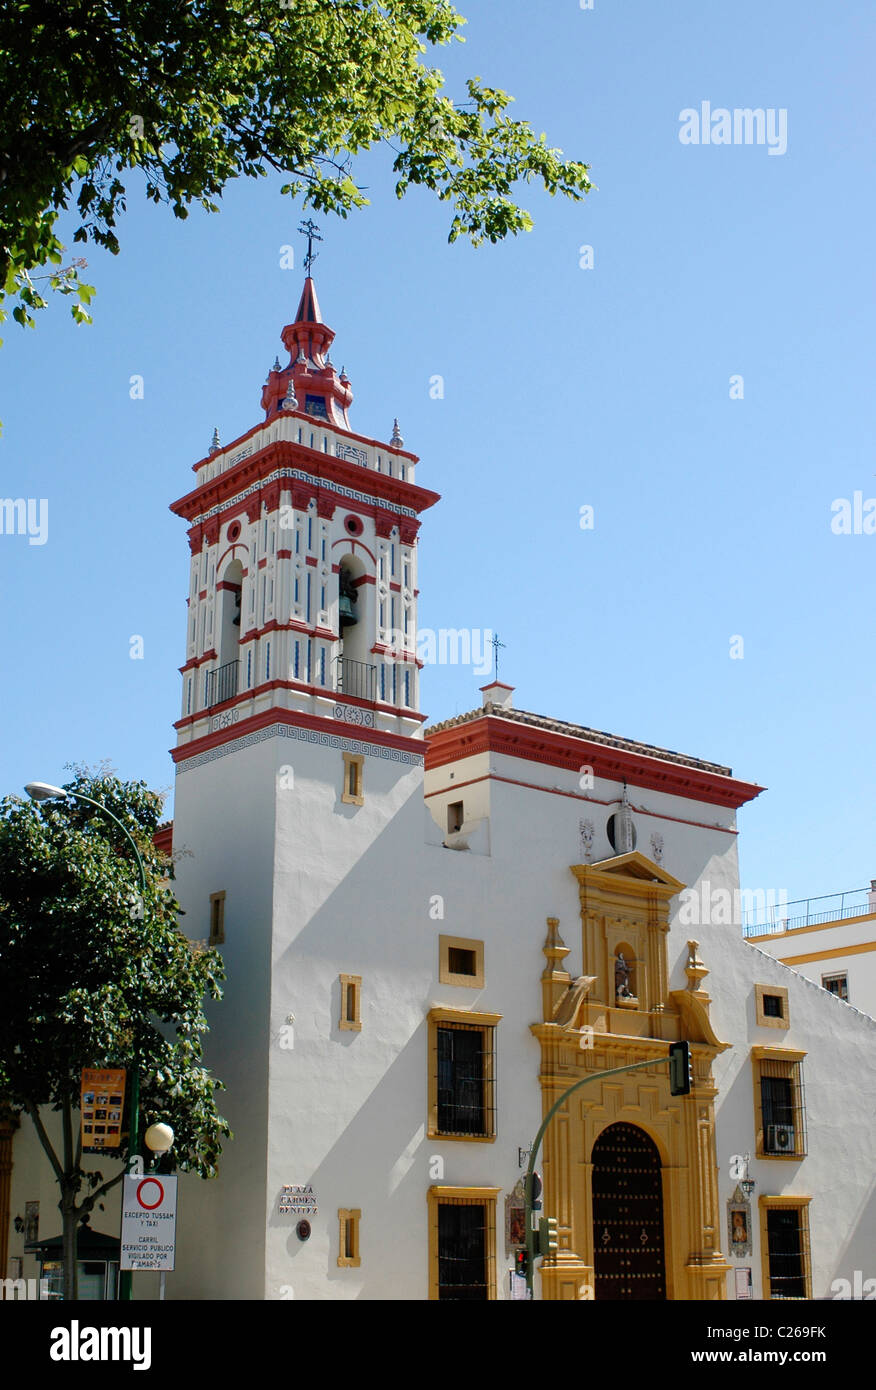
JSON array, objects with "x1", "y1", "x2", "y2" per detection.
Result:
[
  {"x1": 170, "y1": 269, "x2": 439, "y2": 755},
  {"x1": 166, "y1": 252, "x2": 441, "y2": 1299}
]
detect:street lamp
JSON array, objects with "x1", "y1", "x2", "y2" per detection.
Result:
[
  {"x1": 26, "y1": 780, "x2": 147, "y2": 1303},
  {"x1": 144, "y1": 1123, "x2": 174, "y2": 1302}
]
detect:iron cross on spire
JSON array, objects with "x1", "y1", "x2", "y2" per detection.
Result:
[
  {"x1": 491, "y1": 632, "x2": 506, "y2": 682},
  {"x1": 299, "y1": 219, "x2": 322, "y2": 275}
]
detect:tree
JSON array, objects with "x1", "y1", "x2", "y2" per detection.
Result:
[
  {"x1": 0, "y1": 768, "x2": 230, "y2": 1300},
  {"x1": 0, "y1": 0, "x2": 592, "y2": 342}
]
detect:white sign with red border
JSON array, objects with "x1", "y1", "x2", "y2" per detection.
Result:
[{"x1": 121, "y1": 1175, "x2": 177, "y2": 1271}]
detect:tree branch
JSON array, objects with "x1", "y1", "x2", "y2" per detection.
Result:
[{"x1": 22, "y1": 1100, "x2": 64, "y2": 1183}]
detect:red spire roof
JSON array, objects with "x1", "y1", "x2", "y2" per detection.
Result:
[{"x1": 261, "y1": 276, "x2": 353, "y2": 429}]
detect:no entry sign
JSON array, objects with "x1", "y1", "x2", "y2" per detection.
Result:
[{"x1": 121, "y1": 1175, "x2": 178, "y2": 1271}]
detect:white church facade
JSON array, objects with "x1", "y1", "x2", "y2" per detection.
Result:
[{"x1": 4, "y1": 273, "x2": 876, "y2": 1301}]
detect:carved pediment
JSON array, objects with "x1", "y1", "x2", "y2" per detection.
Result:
[{"x1": 576, "y1": 851, "x2": 685, "y2": 894}]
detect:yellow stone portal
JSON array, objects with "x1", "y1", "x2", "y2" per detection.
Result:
[{"x1": 532, "y1": 854, "x2": 730, "y2": 1301}]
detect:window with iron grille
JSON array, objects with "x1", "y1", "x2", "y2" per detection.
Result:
[
  {"x1": 753, "y1": 1049, "x2": 807, "y2": 1158},
  {"x1": 760, "y1": 1199, "x2": 811, "y2": 1300},
  {"x1": 427, "y1": 1190, "x2": 499, "y2": 1301},
  {"x1": 427, "y1": 1009, "x2": 500, "y2": 1141},
  {"x1": 438, "y1": 1201, "x2": 487, "y2": 1300}
]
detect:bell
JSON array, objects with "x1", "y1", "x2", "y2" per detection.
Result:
[{"x1": 339, "y1": 595, "x2": 358, "y2": 628}]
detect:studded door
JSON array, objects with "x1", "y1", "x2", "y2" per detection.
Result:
[{"x1": 591, "y1": 1122, "x2": 666, "y2": 1300}]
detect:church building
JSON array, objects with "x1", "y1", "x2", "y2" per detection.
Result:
[{"x1": 5, "y1": 268, "x2": 876, "y2": 1301}]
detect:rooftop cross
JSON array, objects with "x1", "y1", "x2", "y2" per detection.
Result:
[
  {"x1": 491, "y1": 632, "x2": 507, "y2": 682},
  {"x1": 299, "y1": 218, "x2": 323, "y2": 276}
]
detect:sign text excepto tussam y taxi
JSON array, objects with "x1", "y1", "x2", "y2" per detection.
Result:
[{"x1": 120, "y1": 1175, "x2": 177, "y2": 1271}]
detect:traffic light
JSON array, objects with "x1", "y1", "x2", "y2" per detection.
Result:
[
  {"x1": 514, "y1": 1248, "x2": 529, "y2": 1279},
  {"x1": 528, "y1": 1170, "x2": 543, "y2": 1211},
  {"x1": 538, "y1": 1216, "x2": 559, "y2": 1257},
  {"x1": 669, "y1": 1040, "x2": 692, "y2": 1096}
]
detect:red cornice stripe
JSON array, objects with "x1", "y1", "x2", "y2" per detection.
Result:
[
  {"x1": 424, "y1": 715, "x2": 763, "y2": 810},
  {"x1": 172, "y1": 706, "x2": 425, "y2": 765},
  {"x1": 172, "y1": 438, "x2": 440, "y2": 522}
]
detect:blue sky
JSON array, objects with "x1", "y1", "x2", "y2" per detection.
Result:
[{"x1": 2, "y1": 0, "x2": 875, "y2": 908}]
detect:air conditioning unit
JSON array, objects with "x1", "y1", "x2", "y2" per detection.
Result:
[{"x1": 767, "y1": 1124, "x2": 795, "y2": 1153}]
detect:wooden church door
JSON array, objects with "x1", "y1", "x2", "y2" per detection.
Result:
[{"x1": 592, "y1": 1122, "x2": 666, "y2": 1300}]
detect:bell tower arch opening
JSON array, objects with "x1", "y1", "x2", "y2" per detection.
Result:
[
  {"x1": 336, "y1": 552, "x2": 373, "y2": 698},
  {"x1": 213, "y1": 557, "x2": 243, "y2": 704}
]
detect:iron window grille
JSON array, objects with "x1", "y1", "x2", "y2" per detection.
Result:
[
  {"x1": 436, "y1": 1200, "x2": 491, "y2": 1301},
  {"x1": 759, "y1": 1058, "x2": 807, "y2": 1157},
  {"x1": 435, "y1": 1023, "x2": 496, "y2": 1139},
  {"x1": 765, "y1": 1206, "x2": 811, "y2": 1299}
]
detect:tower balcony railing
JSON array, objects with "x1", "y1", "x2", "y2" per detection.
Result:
[
  {"x1": 206, "y1": 659, "x2": 240, "y2": 708},
  {"x1": 335, "y1": 656, "x2": 376, "y2": 703}
]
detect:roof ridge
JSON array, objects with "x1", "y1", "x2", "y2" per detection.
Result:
[{"x1": 423, "y1": 702, "x2": 733, "y2": 777}]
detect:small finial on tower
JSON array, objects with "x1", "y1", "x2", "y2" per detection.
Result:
[
  {"x1": 209, "y1": 427, "x2": 221, "y2": 455},
  {"x1": 390, "y1": 417, "x2": 404, "y2": 448},
  {"x1": 272, "y1": 356, "x2": 281, "y2": 372},
  {"x1": 281, "y1": 376, "x2": 299, "y2": 411}
]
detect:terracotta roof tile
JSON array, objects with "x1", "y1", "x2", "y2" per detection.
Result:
[{"x1": 423, "y1": 703, "x2": 733, "y2": 777}]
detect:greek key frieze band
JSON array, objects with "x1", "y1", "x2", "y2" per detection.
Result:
[
  {"x1": 175, "y1": 721, "x2": 424, "y2": 775},
  {"x1": 192, "y1": 466, "x2": 418, "y2": 527}
]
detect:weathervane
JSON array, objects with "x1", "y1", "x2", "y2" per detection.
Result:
[
  {"x1": 299, "y1": 219, "x2": 323, "y2": 275},
  {"x1": 491, "y1": 632, "x2": 506, "y2": 682}
]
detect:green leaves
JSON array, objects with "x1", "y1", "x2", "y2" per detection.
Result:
[
  {"x1": 0, "y1": 770, "x2": 230, "y2": 1183},
  {"x1": 0, "y1": 0, "x2": 592, "y2": 338}
]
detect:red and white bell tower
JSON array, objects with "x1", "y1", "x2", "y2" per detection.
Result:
[
  {"x1": 166, "y1": 266, "x2": 442, "y2": 1299},
  {"x1": 170, "y1": 272, "x2": 439, "y2": 760}
]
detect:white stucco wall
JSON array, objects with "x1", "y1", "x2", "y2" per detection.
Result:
[{"x1": 750, "y1": 914, "x2": 876, "y2": 1021}]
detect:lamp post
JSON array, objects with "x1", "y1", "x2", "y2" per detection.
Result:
[
  {"x1": 144, "y1": 1124, "x2": 174, "y2": 1301},
  {"x1": 25, "y1": 782, "x2": 147, "y2": 1303}
]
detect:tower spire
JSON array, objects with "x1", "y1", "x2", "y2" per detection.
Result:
[{"x1": 260, "y1": 223, "x2": 354, "y2": 428}]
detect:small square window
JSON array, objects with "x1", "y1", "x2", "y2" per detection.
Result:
[
  {"x1": 448, "y1": 947, "x2": 477, "y2": 977},
  {"x1": 439, "y1": 936, "x2": 485, "y2": 989},
  {"x1": 755, "y1": 983, "x2": 789, "y2": 1030},
  {"x1": 447, "y1": 801, "x2": 464, "y2": 833},
  {"x1": 209, "y1": 891, "x2": 226, "y2": 946},
  {"x1": 822, "y1": 973, "x2": 849, "y2": 1001}
]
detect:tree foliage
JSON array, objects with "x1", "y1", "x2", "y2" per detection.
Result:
[
  {"x1": 0, "y1": 0, "x2": 592, "y2": 341},
  {"x1": 0, "y1": 769, "x2": 229, "y2": 1294}
]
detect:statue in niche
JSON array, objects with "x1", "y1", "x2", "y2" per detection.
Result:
[{"x1": 614, "y1": 952, "x2": 636, "y2": 1002}]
